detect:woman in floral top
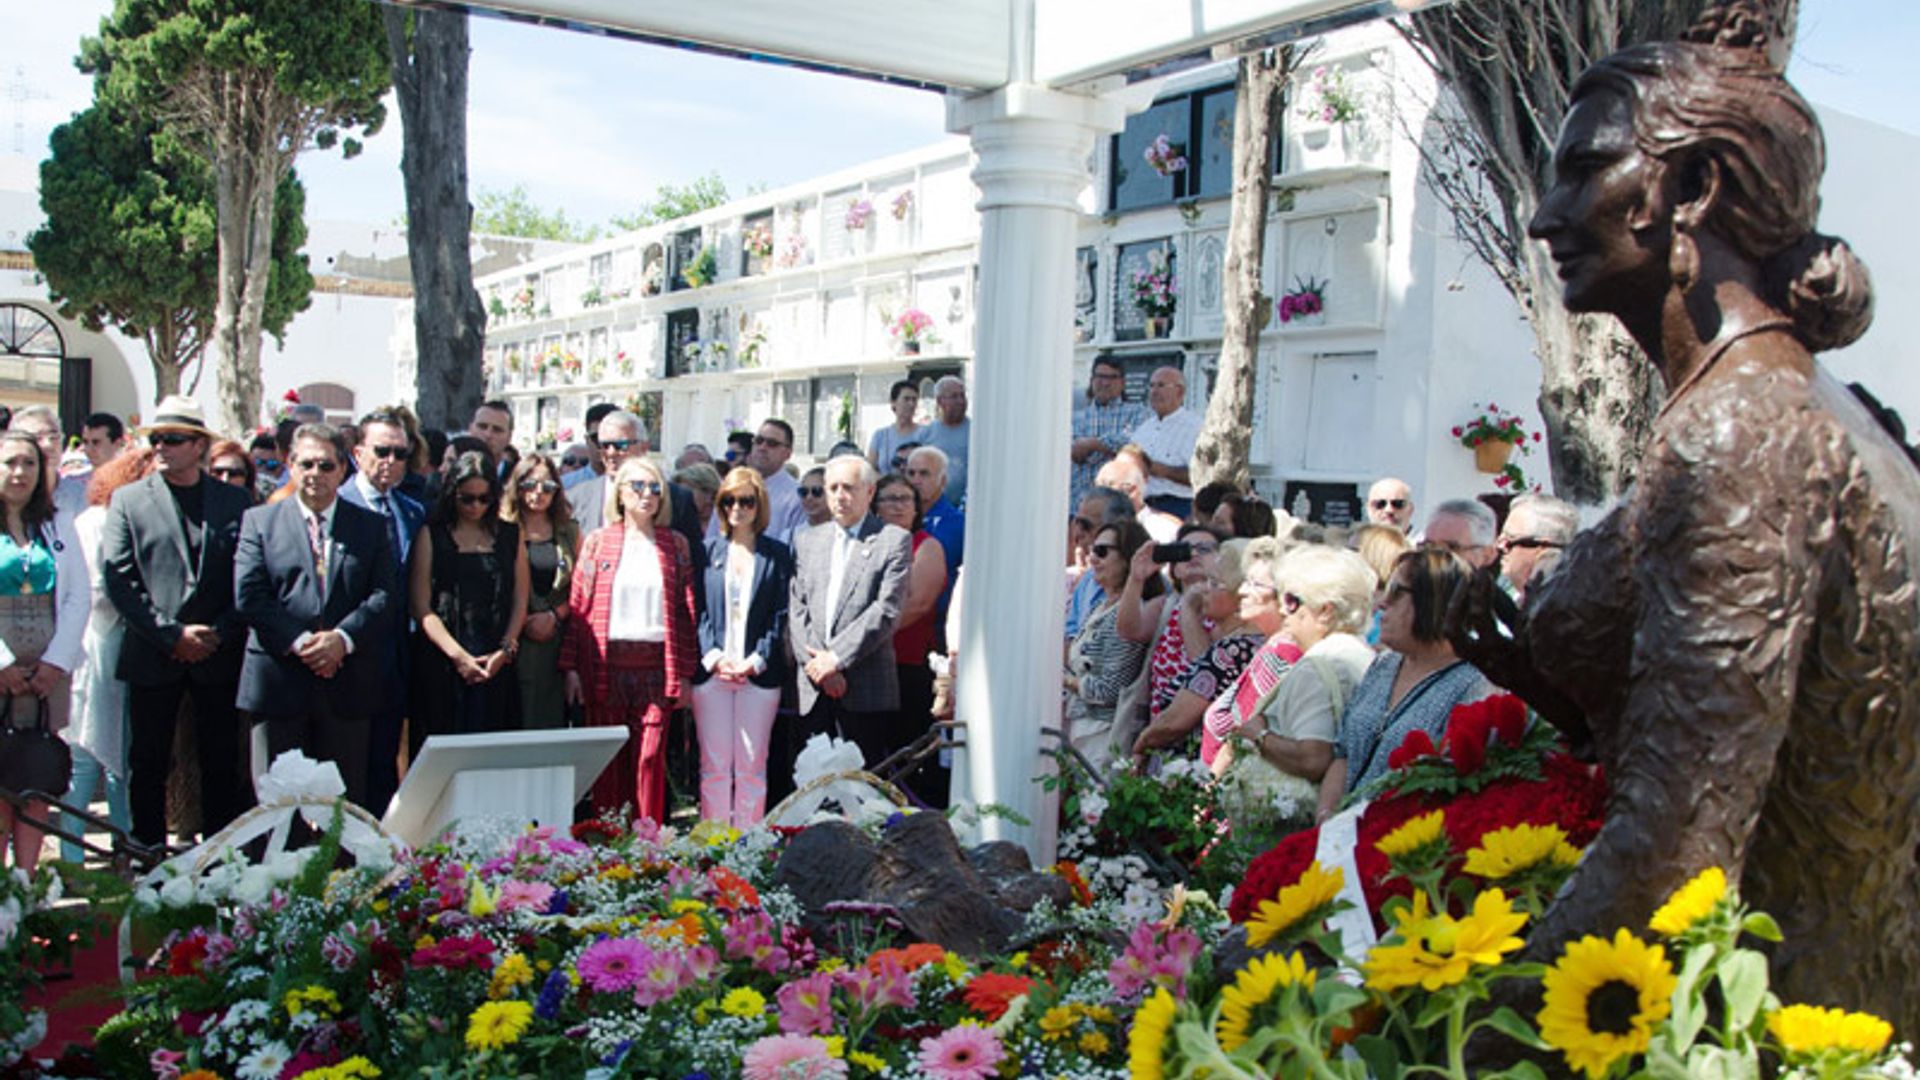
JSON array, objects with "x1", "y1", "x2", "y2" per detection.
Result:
[{"x1": 1130, "y1": 540, "x2": 1265, "y2": 765}]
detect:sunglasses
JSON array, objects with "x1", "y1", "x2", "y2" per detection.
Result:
[
  {"x1": 562, "y1": 457, "x2": 590, "y2": 468},
  {"x1": 210, "y1": 466, "x2": 248, "y2": 480},
  {"x1": 752, "y1": 435, "x2": 788, "y2": 448},
  {"x1": 600, "y1": 439, "x2": 638, "y2": 452},
  {"x1": 295, "y1": 458, "x2": 338, "y2": 473},
  {"x1": 365, "y1": 445, "x2": 408, "y2": 460},
  {"x1": 718, "y1": 495, "x2": 759, "y2": 511},
  {"x1": 518, "y1": 480, "x2": 560, "y2": 494},
  {"x1": 254, "y1": 458, "x2": 282, "y2": 470},
  {"x1": 1371, "y1": 498, "x2": 1409, "y2": 510},
  {"x1": 457, "y1": 492, "x2": 494, "y2": 507},
  {"x1": 150, "y1": 433, "x2": 197, "y2": 448},
  {"x1": 797, "y1": 485, "x2": 825, "y2": 498},
  {"x1": 627, "y1": 480, "x2": 663, "y2": 496},
  {"x1": 1502, "y1": 536, "x2": 1564, "y2": 551},
  {"x1": 1089, "y1": 542, "x2": 1118, "y2": 559}
]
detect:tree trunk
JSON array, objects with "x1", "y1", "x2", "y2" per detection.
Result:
[
  {"x1": 1525, "y1": 258, "x2": 1662, "y2": 504},
  {"x1": 1191, "y1": 48, "x2": 1290, "y2": 491},
  {"x1": 208, "y1": 70, "x2": 288, "y2": 434},
  {"x1": 385, "y1": 8, "x2": 487, "y2": 433},
  {"x1": 141, "y1": 308, "x2": 197, "y2": 400}
]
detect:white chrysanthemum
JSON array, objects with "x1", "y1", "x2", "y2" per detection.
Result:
[{"x1": 236, "y1": 1040, "x2": 293, "y2": 1080}]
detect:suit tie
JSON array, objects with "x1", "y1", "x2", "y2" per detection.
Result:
[
  {"x1": 307, "y1": 511, "x2": 329, "y2": 583},
  {"x1": 374, "y1": 493, "x2": 404, "y2": 565}
]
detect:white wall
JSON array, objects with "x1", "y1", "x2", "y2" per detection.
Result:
[{"x1": 260, "y1": 289, "x2": 410, "y2": 418}]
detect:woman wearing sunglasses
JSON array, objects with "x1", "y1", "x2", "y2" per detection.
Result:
[
  {"x1": 562, "y1": 456, "x2": 697, "y2": 826},
  {"x1": 205, "y1": 439, "x2": 259, "y2": 504},
  {"x1": 1062, "y1": 519, "x2": 1159, "y2": 775},
  {"x1": 502, "y1": 453, "x2": 579, "y2": 729},
  {"x1": 871, "y1": 472, "x2": 949, "y2": 804},
  {"x1": 688, "y1": 466, "x2": 792, "y2": 827},
  {"x1": 409, "y1": 450, "x2": 530, "y2": 754}
]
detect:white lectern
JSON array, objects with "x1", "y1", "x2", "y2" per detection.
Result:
[{"x1": 382, "y1": 728, "x2": 628, "y2": 849}]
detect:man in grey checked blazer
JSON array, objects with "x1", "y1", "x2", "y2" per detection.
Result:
[{"x1": 787, "y1": 456, "x2": 912, "y2": 772}]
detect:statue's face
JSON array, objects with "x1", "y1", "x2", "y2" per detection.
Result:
[{"x1": 1530, "y1": 91, "x2": 1671, "y2": 315}]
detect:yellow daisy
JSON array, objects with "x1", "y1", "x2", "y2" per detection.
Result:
[
  {"x1": 465, "y1": 999, "x2": 534, "y2": 1052},
  {"x1": 1079, "y1": 1030, "x2": 1111, "y2": 1055},
  {"x1": 1363, "y1": 889, "x2": 1526, "y2": 992},
  {"x1": 1537, "y1": 929, "x2": 1677, "y2": 1080},
  {"x1": 1768, "y1": 1004, "x2": 1894, "y2": 1059},
  {"x1": 1648, "y1": 866, "x2": 1727, "y2": 937},
  {"x1": 1245, "y1": 861, "x2": 1345, "y2": 949},
  {"x1": 1376, "y1": 810, "x2": 1447, "y2": 860},
  {"x1": 721, "y1": 986, "x2": 768, "y2": 1018},
  {"x1": 1462, "y1": 823, "x2": 1575, "y2": 879},
  {"x1": 848, "y1": 1050, "x2": 887, "y2": 1072},
  {"x1": 1216, "y1": 951, "x2": 1316, "y2": 1051},
  {"x1": 1127, "y1": 987, "x2": 1178, "y2": 1080},
  {"x1": 1039, "y1": 1005, "x2": 1077, "y2": 1041},
  {"x1": 489, "y1": 952, "x2": 534, "y2": 999}
]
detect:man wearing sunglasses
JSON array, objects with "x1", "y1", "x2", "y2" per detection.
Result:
[
  {"x1": 569, "y1": 409, "x2": 706, "y2": 566},
  {"x1": 336, "y1": 408, "x2": 426, "y2": 811},
  {"x1": 746, "y1": 418, "x2": 810, "y2": 542},
  {"x1": 101, "y1": 395, "x2": 255, "y2": 846},
  {"x1": 234, "y1": 423, "x2": 399, "y2": 811},
  {"x1": 1495, "y1": 493, "x2": 1578, "y2": 603},
  {"x1": 1365, "y1": 477, "x2": 1417, "y2": 534}
]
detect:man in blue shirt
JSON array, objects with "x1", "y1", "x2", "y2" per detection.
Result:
[
  {"x1": 905, "y1": 446, "x2": 964, "y2": 618},
  {"x1": 917, "y1": 376, "x2": 971, "y2": 510}
]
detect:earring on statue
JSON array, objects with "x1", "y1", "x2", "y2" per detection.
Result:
[{"x1": 1670, "y1": 226, "x2": 1700, "y2": 291}]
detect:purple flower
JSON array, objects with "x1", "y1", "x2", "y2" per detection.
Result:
[
  {"x1": 777, "y1": 971, "x2": 838, "y2": 1035},
  {"x1": 534, "y1": 969, "x2": 569, "y2": 1019},
  {"x1": 577, "y1": 938, "x2": 655, "y2": 992}
]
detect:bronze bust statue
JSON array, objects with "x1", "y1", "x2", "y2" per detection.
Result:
[{"x1": 1450, "y1": 1, "x2": 1920, "y2": 1033}]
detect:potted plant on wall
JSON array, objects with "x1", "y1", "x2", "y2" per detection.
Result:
[
  {"x1": 1277, "y1": 276, "x2": 1327, "y2": 326},
  {"x1": 1455, "y1": 401, "x2": 1543, "y2": 489},
  {"x1": 890, "y1": 308, "x2": 936, "y2": 355},
  {"x1": 681, "y1": 246, "x2": 719, "y2": 289},
  {"x1": 1128, "y1": 255, "x2": 1178, "y2": 339}
]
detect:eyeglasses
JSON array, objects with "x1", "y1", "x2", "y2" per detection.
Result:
[
  {"x1": 295, "y1": 458, "x2": 338, "y2": 473},
  {"x1": 1089, "y1": 542, "x2": 1118, "y2": 559},
  {"x1": 752, "y1": 435, "x2": 788, "y2": 448},
  {"x1": 627, "y1": 480, "x2": 663, "y2": 496},
  {"x1": 797, "y1": 485, "x2": 825, "y2": 498},
  {"x1": 1501, "y1": 536, "x2": 1564, "y2": 551},
  {"x1": 457, "y1": 493, "x2": 494, "y2": 507},
  {"x1": 210, "y1": 466, "x2": 248, "y2": 480},
  {"x1": 518, "y1": 480, "x2": 560, "y2": 494},
  {"x1": 365, "y1": 445, "x2": 408, "y2": 460},
  {"x1": 254, "y1": 458, "x2": 281, "y2": 471},
  {"x1": 875, "y1": 493, "x2": 915, "y2": 505},
  {"x1": 719, "y1": 495, "x2": 759, "y2": 510},
  {"x1": 1281, "y1": 592, "x2": 1304, "y2": 615},
  {"x1": 1371, "y1": 498, "x2": 1409, "y2": 510},
  {"x1": 150, "y1": 433, "x2": 197, "y2": 448},
  {"x1": 600, "y1": 439, "x2": 638, "y2": 452}
]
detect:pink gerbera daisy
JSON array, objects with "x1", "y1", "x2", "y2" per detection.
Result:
[
  {"x1": 918, "y1": 1023, "x2": 1006, "y2": 1080},
  {"x1": 576, "y1": 937, "x2": 653, "y2": 992},
  {"x1": 496, "y1": 879, "x2": 555, "y2": 913},
  {"x1": 741, "y1": 1034, "x2": 849, "y2": 1080}
]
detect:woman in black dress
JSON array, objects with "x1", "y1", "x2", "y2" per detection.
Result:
[
  {"x1": 502, "y1": 452, "x2": 579, "y2": 728},
  {"x1": 409, "y1": 451, "x2": 530, "y2": 753}
]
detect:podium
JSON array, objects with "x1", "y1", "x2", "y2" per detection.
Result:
[{"x1": 382, "y1": 728, "x2": 628, "y2": 848}]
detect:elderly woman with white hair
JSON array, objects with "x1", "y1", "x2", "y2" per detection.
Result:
[{"x1": 1213, "y1": 544, "x2": 1379, "y2": 826}]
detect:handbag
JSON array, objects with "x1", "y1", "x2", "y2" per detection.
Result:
[{"x1": 0, "y1": 694, "x2": 72, "y2": 797}]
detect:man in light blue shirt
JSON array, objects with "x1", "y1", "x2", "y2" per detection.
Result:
[{"x1": 918, "y1": 376, "x2": 971, "y2": 511}]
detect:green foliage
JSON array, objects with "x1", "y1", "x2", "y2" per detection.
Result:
[
  {"x1": 610, "y1": 172, "x2": 755, "y2": 231},
  {"x1": 28, "y1": 102, "x2": 312, "y2": 382},
  {"x1": 473, "y1": 184, "x2": 602, "y2": 243}
]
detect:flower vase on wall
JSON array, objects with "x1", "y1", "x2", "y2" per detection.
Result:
[
  {"x1": 1474, "y1": 440, "x2": 1516, "y2": 474},
  {"x1": 902, "y1": 339, "x2": 921, "y2": 356},
  {"x1": 1144, "y1": 317, "x2": 1168, "y2": 340}
]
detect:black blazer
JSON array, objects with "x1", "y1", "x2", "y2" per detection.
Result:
[
  {"x1": 233, "y1": 497, "x2": 398, "y2": 713},
  {"x1": 100, "y1": 472, "x2": 251, "y2": 686},
  {"x1": 694, "y1": 532, "x2": 793, "y2": 689}
]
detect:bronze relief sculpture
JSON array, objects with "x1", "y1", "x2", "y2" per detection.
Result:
[{"x1": 1450, "y1": 1, "x2": 1920, "y2": 1033}]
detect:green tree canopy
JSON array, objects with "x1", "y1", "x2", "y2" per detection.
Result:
[
  {"x1": 28, "y1": 103, "x2": 311, "y2": 398},
  {"x1": 473, "y1": 184, "x2": 602, "y2": 243},
  {"x1": 609, "y1": 172, "x2": 746, "y2": 231}
]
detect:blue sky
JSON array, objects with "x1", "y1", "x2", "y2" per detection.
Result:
[{"x1": 6, "y1": 0, "x2": 1914, "y2": 229}]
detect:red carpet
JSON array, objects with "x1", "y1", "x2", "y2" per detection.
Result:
[{"x1": 25, "y1": 920, "x2": 123, "y2": 1061}]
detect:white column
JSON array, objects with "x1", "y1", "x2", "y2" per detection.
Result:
[{"x1": 946, "y1": 85, "x2": 1125, "y2": 858}]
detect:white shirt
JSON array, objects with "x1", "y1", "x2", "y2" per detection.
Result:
[
  {"x1": 1131, "y1": 406, "x2": 1204, "y2": 500},
  {"x1": 824, "y1": 525, "x2": 857, "y2": 631},
  {"x1": 608, "y1": 530, "x2": 666, "y2": 642}
]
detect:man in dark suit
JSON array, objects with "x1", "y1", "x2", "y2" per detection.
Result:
[
  {"x1": 101, "y1": 395, "x2": 255, "y2": 847},
  {"x1": 335, "y1": 408, "x2": 425, "y2": 813},
  {"x1": 235, "y1": 423, "x2": 398, "y2": 808},
  {"x1": 787, "y1": 456, "x2": 912, "y2": 771}
]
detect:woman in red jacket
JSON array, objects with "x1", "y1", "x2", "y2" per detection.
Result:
[{"x1": 562, "y1": 456, "x2": 697, "y2": 825}]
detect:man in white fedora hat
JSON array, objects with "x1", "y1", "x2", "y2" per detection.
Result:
[{"x1": 100, "y1": 395, "x2": 255, "y2": 846}]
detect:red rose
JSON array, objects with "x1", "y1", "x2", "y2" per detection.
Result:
[
  {"x1": 1449, "y1": 725, "x2": 1487, "y2": 774},
  {"x1": 168, "y1": 932, "x2": 210, "y2": 976},
  {"x1": 282, "y1": 389, "x2": 301, "y2": 403},
  {"x1": 1487, "y1": 694, "x2": 1529, "y2": 748},
  {"x1": 1386, "y1": 729, "x2": 1437, "y2": 771}
]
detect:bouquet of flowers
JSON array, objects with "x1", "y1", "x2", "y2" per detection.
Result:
[
  {"x1": 743, "y1": 222, "x2": 774, "y2": 260},
  {"x1": 777, "y1": 231, "x2": 809, "y2": 269},
  {"x1": 510, "y1": 286, "x2": 537, "y2": 319},
  {"x1": 1144, "y1": 133, "x2": 1188, "y2": 177},
  {"x1": 270, "y1": 388, "x2": 303, "y2": 424},
  {"x1": 845, "y1": 198, "x2": 875, "y2": 231},
  {"x1": 891, "y1": 190, "x2": 914, "y2": 221},
  {"x1": 681, "y1": 247, "x2": 720, "y2": 289},
  {"x1": 1128, "y1": 256, "x2": 1178, "y2": 319},
  {"x1": 1277, "y1": 276, "x2": 1326, "y2": 323},
  {"x1": 890, "y1": 308, "x2": 936, "y2": 347},
  {"x1": 1298, "y1": 64, "x2": 1364, "y2": 125}
]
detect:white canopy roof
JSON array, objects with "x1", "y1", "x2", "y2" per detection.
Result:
[{"x1": 384, "y1": 0, "x2": 1421, "y2": 92}]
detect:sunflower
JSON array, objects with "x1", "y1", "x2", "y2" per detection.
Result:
[
  {"x1": 1363, "y1": 888, "x2": 1527, "y2": 992},
  {"x1": 1376, "y1": 810, "x2": 1447, "y2": 860},
  {"x1": 1245, "y1": 861, "x2": 1345, "y2": 949},
  {"x1": 1127, "y1": 988, "x2": 1178, "y2": 1080},
  {"x1": 1217, "y1": 951, "x2": 1316, "y2": 1051},
  {"x1": 1537, "y1": 929, "x2": 1677, "y2": 1080},
  {"x1": 465, "y1": 999, "x2": 535, "y2": 1052},
  {"x1": 1767, "y1": 1004, "x2": 1894, "y2": 1059},
  {"x1": 1463, "y1": 823, "x2": 1580, "y2": 879},
  {"x1": 1647, "y1": 866, "x2": 1727, "y2": 938}
]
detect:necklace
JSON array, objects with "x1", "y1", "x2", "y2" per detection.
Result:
[{"x1": 1656, "y1": 317, "x2": 1797, "y2": 422}]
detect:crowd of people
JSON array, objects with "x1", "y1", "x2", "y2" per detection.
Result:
[{"x1": 0, "y1": 360, "x2": 1583, "y2": 869}]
